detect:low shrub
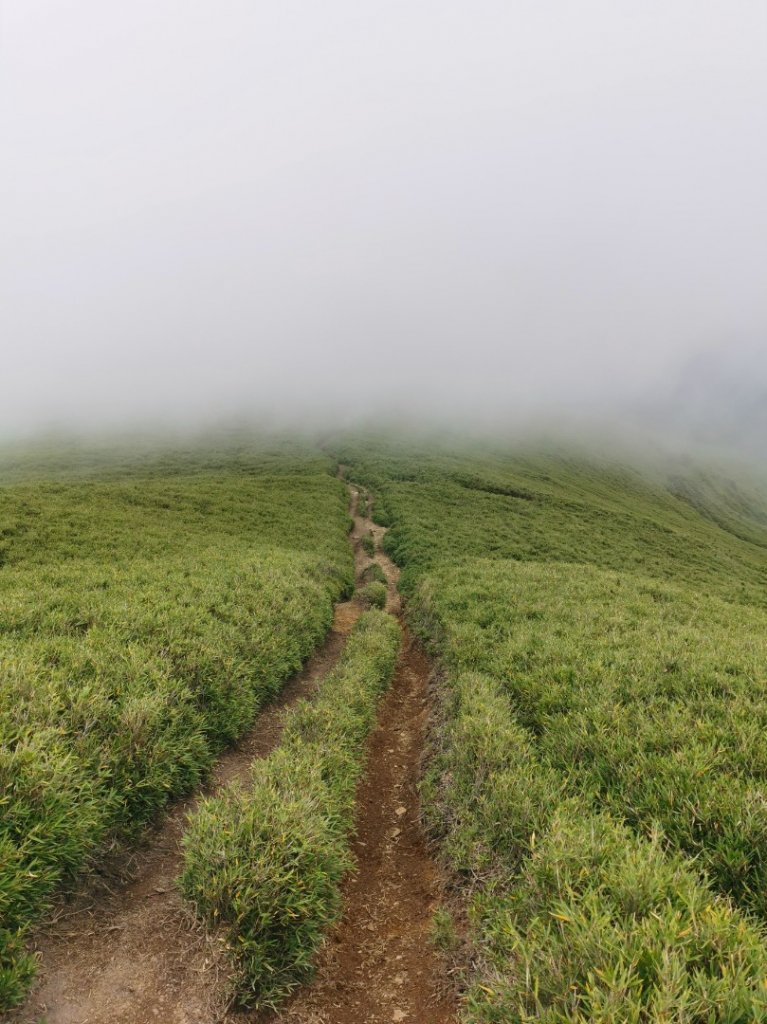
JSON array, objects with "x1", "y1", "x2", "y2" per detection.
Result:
[
  {"x1": 419, "y1": 558, "x2": 767, "y2": 919},
  {"x1": 362, "y1": 562, "x2": 387, "y2": 586},
  {"x1": 361, "y1": 532, "x2": 375, "y2": 557},
  {"x1": 467, "y1": 807, "x2": 767, "y2": 1021},
  {"x1": 361, "y1": 581, "x2": 387, "y2": 608},
  {"x1": 425, "y1": 672, "x2": 767, "y2": 1019}
]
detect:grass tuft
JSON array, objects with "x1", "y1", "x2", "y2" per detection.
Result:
[
  {"x1": 362, "y1": 562, "x2": 387, "y2": 586},
  {"x1": 361, "y1": 581, "x2": 387, "y2": 608},
  {"x1": 361, "y1": 532, "x2": 376, "y2": 557}
]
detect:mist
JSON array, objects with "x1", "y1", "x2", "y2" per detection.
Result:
[{"x1": 2, "y1": 2, "x2": 766, "y2": 448}]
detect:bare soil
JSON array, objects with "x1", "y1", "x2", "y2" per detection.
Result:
[{"x1": 8, "y1": 484, "x2": 457, "y2": 1024}]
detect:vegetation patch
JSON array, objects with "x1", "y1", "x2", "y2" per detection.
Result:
[
  {"x1": 361, "y1": 580, "x2": 387, "y2": 608},
  {"x1": 336, "y1": 439, "x2": 767, "y2": 608},
  {"x1": 0, "y1": 442, "x2": 353, "y2": 1011},
  {"x1": 361, "y1": 531, "x2": 376, "y2": 557},
  {"x1": 362, "y1": 562, "x2": 387, "y2": 586},
  {"x1": 181, "y1": 610, "x2": 400, "y2": 1009},
  {"x1": 421, "y1": 659, "x2": 767, "y2": 1017},
  {"x1": 451, "y1": 471, "x2": 535, "y2": 501},
  {"x1": 339, "y1": 439, "x2": 767, "y2": 1018},
  {"x1": 419, "y1": 559, "x2": 767, "y2": 918}
]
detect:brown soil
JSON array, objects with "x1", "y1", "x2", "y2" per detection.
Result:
[{"x1": 9, "y1": 483, "x2": 458, "y2": 1024}]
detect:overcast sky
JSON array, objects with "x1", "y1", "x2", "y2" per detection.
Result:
[{"x1": 1, "y1": 1, "x2": 766, "y2": 436}]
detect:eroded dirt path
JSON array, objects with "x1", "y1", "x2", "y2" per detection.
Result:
[
  {"x1": 251, "y1": 489, "x2": 457, "y2": 1024},
  {"x1": 9, "y1": 495, "x2": 366, "y2": 1024}
]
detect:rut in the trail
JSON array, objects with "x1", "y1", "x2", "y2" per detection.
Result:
[
  {"x1": 252, "y1": 497, "x2": 458, "y2": 1024},
  {"x1": 8, "y1": 494, "x2": 366, "y2": 1024}
]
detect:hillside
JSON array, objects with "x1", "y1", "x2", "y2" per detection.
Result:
[
  {"x1": 6, "y1": 433, "x2": 767, "y2": 1021},
  {"x1": 338, "y1": 437, "x2": 767, "y2": 1019},
  {"x1": 0, "y1": 440, "x2": 354, "y2": 1009}
]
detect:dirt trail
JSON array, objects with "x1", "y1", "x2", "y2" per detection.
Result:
[
  {"x1": 9, "y1": 495, "x2": 366, "y2": 1024},
  {"x1": 249, "y1": 490, "x2": 457, "y2": 1024},
  {"x1": 10, "y1": 483, "x2": 457, "y2": 1024}
]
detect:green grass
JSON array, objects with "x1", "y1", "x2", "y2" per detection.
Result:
[
  {"x1": 337, "y1": 438, "x2": 767, "y2": 609},
  {"x1": 9, "y1": 430, "x2": 767, "y2": 1018},
  {"x1": 337, "y1": 436, "x2": 767, "y2": 1021},
  {"x1": 361, "y1": 580, "x2": 387, "y2": 608},
  {"x1": 0, "y1": 439, "x2": 353, "y2": 1011},
  {"x1": 417, "y1": 560, "x2": 767, "y2": 917},
  {"x1": 181, "y1": 610, "x2": 400, "y2": 1009},
  {"x1": 424, "y1": 672, "x2": 767, "y2": 1019},
  {"x1": 362, "y1": 562, "x2": 388, "y2": 586}
]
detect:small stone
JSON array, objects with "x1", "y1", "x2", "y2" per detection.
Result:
[{"x1": 395, "y1": 806, "x2": 407, "y2": 817}]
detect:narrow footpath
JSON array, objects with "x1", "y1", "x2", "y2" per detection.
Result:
[{"x1": 254, "y1": 486, "x2": 457, "y2": 1024}]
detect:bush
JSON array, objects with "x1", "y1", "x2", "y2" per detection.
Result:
[
  {"x1": 361, "y1": 532, "x2": 375, "y2": 557},
  {"x1": 424, "y1": 672, "x2": 767, "y2": 1019},
  {"x1": 181, "y1": 611, "x2": 400, "y2": 1009},
  {"x1": 467, "y1": 807, "x2": 767, "y2": 1020},
  {"x1": 361, "y1": 581, "x2": 387, "y2": 608},
  {"x1": 418, "y1": 558, "x2": 767, "y2": 918},
  {"x1": 362, "y1": 562, "x2": 387, "y2": 586}
]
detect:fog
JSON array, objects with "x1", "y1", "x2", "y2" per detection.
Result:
[{"x1": 2, "y1": 2, "x2": 766, "y2": 446}]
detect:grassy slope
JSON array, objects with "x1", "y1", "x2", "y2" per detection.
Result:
[
  {"x1": 337, "y1": 437, "x2": 767, "y2": 1021},
  {"x1": 0, "y1": 439, "x2": 353, "y2": 1010}
]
